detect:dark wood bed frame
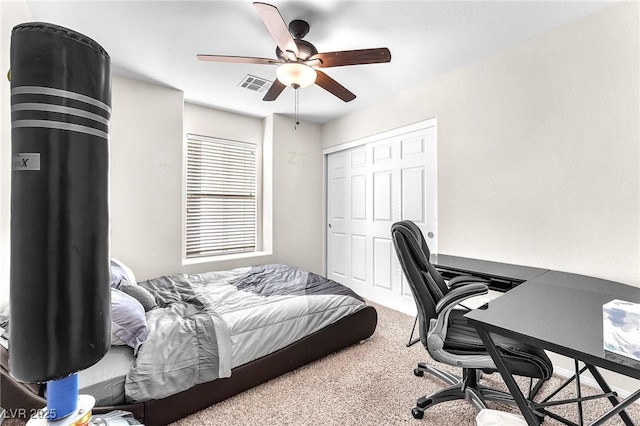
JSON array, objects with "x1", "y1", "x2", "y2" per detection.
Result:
[{"x1": 1, "y1": 305, "x2": 377, "y2": 425}]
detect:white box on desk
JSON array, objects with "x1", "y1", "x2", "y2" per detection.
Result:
[{"x1": 603, "y1": 299, "x2": 640, "y2": 364}]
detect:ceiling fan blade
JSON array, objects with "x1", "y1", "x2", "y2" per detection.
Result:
[
  {"x1": 253, "y1": 2, "x2": 299, "y2": 60},
  {"x1": 309, "y1": 48, "x2": 391, "y2": 68},
  {"x1": 263, "y1": 79, "x2": 287, "y2": 101},
  {"x1": 315, "y1": 70, "x2": 356, "y2": 102},
  {"x1": 197, "y1": 54, "x2": 280, "y2": 65}
]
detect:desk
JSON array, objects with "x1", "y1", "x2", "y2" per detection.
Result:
[
  {"x1": 466, "y1": 271, "x2": 640, "y2": 425},
  {"x1": 431, "y1": 254, "x2": 549, "y2": 291}
]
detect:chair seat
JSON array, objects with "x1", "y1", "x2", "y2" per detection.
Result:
[{"x1": 444, "y1": 310, "x2": 552, "y2": 380}]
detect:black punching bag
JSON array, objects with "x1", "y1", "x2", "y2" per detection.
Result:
[{"x1": 9, "y1": 22, "x2": 111, "y2": 383}]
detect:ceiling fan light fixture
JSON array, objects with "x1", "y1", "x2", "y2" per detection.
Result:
[{"x1": 276, "y1": 63, "x2": 317, "y2": 89}]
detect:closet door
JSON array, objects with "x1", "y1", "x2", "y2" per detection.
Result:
[{"x1": 326, "y1": 120, "x2": 437, "y2": 315}]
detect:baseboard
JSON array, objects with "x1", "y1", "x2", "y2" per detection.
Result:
[{"x1": 553, "y1": 365, "x2": 639, "y2": 403}]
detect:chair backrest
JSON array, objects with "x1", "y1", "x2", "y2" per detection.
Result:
[{"x1": 391, "y1": 221, "x2": 449, "y2": 344}]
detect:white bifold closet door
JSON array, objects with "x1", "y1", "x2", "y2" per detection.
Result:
[{"x1": 326, "y1": 120, "x2": 437, "y2": 315}]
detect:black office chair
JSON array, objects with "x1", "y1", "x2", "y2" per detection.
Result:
[{"x1": 391, "y1": 221, "x2": 553, "y2": 420}]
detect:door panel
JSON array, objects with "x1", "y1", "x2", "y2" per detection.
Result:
[
  {"x1": 401, "y1": 135, "x2": 425, "y2": 158},
  {"x1": 351, "y1": 234, "x2": 367, "y2": 283},
  {"x1": 373, "y1": 171, "x2": 392, "y2": 221},
  {"x1": 373, "y1": 237, "x2": 393, "y2": 290},
  {"x1": 402, "y1": 167, "x2": 425, "y2": 223},
  {"x1": 351, "y1": 175, "x2": 367, "y2": 220},
  {"x1": 329, "y1": 232, "x2": 346, "y2": 278},
  {"x1": 373, "y1": 144, "x2": 392, "y2": 163}
]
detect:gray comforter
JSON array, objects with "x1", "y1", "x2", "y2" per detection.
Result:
[{"x1": 125, "y1": 264, "x2": 366, "y2": 402}]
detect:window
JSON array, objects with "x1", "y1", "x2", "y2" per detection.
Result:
[{"x1": 185, "y1": 134, "x2": 257, "y2": 258}]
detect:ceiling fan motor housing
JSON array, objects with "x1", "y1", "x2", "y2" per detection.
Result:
[
  {"x1": 276, "y1": 39, "x2": 318, "y2": 61},
  {"x1": 289, "y1": 19, "x2": 310, "y2": 39}
]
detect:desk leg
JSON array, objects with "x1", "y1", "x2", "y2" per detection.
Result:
[
  {"x1": 591, "y1": 388, "x2": 640, "y2": 426},
  {"x1": 475, "y1": 327, "x2": 541, "y2": 426},
  {"x1": 574, "y1": 360, "x2": 584, "y2": 426},
  {"x1": 586, "y1": 365, "x2": 635, "y2": 426}
]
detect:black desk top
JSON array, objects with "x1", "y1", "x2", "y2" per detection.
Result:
[
  {"x1": 431, "y1": 254, "x2": 549, "y2": 283},
  {"x1": 466, "y1": 270, "x2": 640, "y2": 379}
]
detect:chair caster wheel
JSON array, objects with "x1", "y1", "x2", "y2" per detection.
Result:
[
  {"x1": 414, "y1": 368, "x2": 424, "y2": 377},
  {"x1": 412, "y1": 407, "x2": 424, "y2": 419}
]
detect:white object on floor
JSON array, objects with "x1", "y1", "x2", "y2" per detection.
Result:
[
  {"x1": 26, "y1": 395, "x2": 95, "y2": 426},
  {"x1": 476, "y1": 408, "x2": 527, "y2": 426}
]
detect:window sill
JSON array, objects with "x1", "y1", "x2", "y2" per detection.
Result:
[{"x1": 182, "y1": 250, "x2": 272, "y2": 266}]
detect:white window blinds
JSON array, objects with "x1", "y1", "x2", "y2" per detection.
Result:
[{"x1": 186, "y1": 135, "x2": 257, "y2": 258}]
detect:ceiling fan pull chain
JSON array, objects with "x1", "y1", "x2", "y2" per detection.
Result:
[{"x1": 294, "y1": 86, "x2": 300, "y2": 129}]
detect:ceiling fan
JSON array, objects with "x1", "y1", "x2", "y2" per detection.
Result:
[{"x1": 197, "y1": 2, "x2": 391, "y2": 103}]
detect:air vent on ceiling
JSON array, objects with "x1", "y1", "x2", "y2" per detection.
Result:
[{"x1": 238, "y1": 74, "x2": 272, "y2": 93}]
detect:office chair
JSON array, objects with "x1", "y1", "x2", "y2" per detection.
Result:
[{"x1": 391, "y1": 221, "x2": 553, "y2": 420}]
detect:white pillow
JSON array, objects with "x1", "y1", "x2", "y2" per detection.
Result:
[
  {"x1": 110, "y1": 258, "x2": 138, "y2": 288},
  {"x1": 111, "y1": 334, "x2": 127, "y2": 346},
  {"x1": 111, "y1": 288, "x2": 148, "y2": 354}
]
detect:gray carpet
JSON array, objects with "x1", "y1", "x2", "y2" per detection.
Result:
[{"x1": 171, "y1": 302, "x2": 640, "y2": 426}]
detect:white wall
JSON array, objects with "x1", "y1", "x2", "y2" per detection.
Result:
[
  {"x1": 268, "y1": 114, "x2": 324, "y2": 274},
  {"x1": 0, "y1": 0, "x2": 33, "y2": 307},
  {"x1": 184, "y1": 102, "x2": 263, "y2": 145},
  {"x1": 109, "y1": 75, "x2": 185, "y2": 280},
  {"x1": 322, "y1": 1, "x2": 640, "y2": 287}
]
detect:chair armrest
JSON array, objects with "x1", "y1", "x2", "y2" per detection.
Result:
[
  {"x1": 435, "y1": 282, "x2": 488, "y2": 315},
  {"x1": 447, "y1": 275, "x2": 490, "y2": 289},
  {"x1": 427, "y1": 282, "x2": 496, "y2": 370}
]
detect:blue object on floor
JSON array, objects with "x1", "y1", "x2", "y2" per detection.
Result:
[{"x1": 47, "y1": 373, "x2": 79, "y2": 420}]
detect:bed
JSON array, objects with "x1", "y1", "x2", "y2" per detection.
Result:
[{"x1": 0, "y1": 263, "x2": 377, "y2": 425}]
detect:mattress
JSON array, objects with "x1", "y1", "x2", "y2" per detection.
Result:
[{"x1": 78, "y1": 345, "x2": 135, "y2": 406}]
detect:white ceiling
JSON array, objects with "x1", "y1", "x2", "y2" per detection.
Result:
[{"x1": 26, "y1": 0, "x2": 616, "y2": 124}]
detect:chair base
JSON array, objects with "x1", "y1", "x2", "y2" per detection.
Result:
[{"x1": 411, "y1": 362, "x2": 516, "y2": 419}]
